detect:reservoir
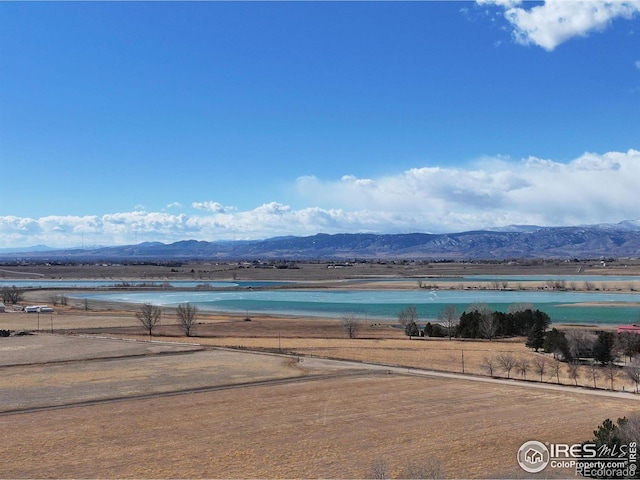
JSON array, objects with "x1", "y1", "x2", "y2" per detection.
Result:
[
  {"x1": 72, "y1": 288, "x2": 640, "y2": 326},
  {"x1": 4, "y1": 276, "x2": 639, "y2": 325}
]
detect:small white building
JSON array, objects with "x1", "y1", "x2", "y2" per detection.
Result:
[{"x1": 24, "y1": 305, "x2": 53, "y2": 313}]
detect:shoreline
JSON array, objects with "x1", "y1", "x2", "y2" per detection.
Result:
[
  {"x1": 3, "y1": 264, "x2": 639, "y2": 330},
  {"x1": 8, "y1": 289, "x2": 634, "y2": 333}
]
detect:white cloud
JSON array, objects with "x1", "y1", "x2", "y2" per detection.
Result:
[
  {"x1": 476, "y1": 0, "x2": 521, "y2": 7},
  {"x1": 192, "y1": 201, "x2": 234, "y2": 213},
  {"x1": 0, "y1": 149, "x2": 639, "y2": 248},
  {"x1": 294, "y1": 148, "x2": 640, "y2": 231},
  {"x1": 635, "y1": 59, "x2": 640, "y2": 69},
  {"x1": 478, "y1": 0, "x2": 640, "y2": 50}
]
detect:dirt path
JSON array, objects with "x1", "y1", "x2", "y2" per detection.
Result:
[{"x1": 298, "y1": 354, "x2": 640, "y2": 400}]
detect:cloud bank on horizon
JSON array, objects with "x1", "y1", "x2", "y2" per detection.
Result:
[{"x1": 2, "y1": 149, "x2": 639, "y2": 248}]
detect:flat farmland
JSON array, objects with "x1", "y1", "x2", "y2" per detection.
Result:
[
  {"x1": 0, "y1": 335, "x2": 639, "y2": 479},
  {"x1": 0, "y1": 335, "x2": 316, "y2": 414},
  {"x1": 3, "y1": 305, "x2": 639, "y2": 390},
  {"x1": 6, "y1": 259, "x2": 640, "y2": 283}
]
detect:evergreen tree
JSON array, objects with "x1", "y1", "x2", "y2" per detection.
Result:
[
  {"x1": 405, "y1": 321, "x2": 420, "y2": 337},
  {"x1": 423, "y1": 322, "x2": 433, "y2": 337},
  {"x1": 457, "y1": 311, "x2": 481, "y2": 338},
  {"x1": 430, "y1": 323, "x2": 447, "y2": 337},
  {"x1": 544, "y1": 328, "x2": 571, "y2": 360},
  {"x1": 491, "y1": 311, "x2": 507, "y2": 337},
  {"x1": 577, "y1": 417, "x2": 638, "y2": 479},
  {"x1": 593, "y1": 331, "x2": 615, "y2": 365},
  {"x1": 532, "y1": 309, "x2": 551, "y2": 331},
  {"x1": 586, "y1": 417, "x2": 627, "y2": 450},
  {"x1": 526, "y1": 324, "x2": 545, "y2": 352}
]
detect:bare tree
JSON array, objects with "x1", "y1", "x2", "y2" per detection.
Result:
[
  {"x1": 1, "y1": 286, "x2": 23, "y2": 304},
  {"x1": 481, "y1": 356, "x2": 497, "y2": 377},
  {"x1": 176, "y1": 302, "x2": 198, "y2": 337},
  {"x1": 480, "y1": 315, "x2": 498, "y2": 341},
  {"x1": 341, "y1": 314, "x2": 361, "y2": 339},
  {"x1": 588, "y1": 361, "x2": 601, "y2": 389},
  {"x1": 602, "y1": 361, "x2": 619, "y2": 391},
  {"x1": 470, "y1": 303, "x2": 497, "y2": 341},
  {"x1": 507, "y1": 303, "x2": 534, "y2": 314},
  {"x1": 616, "y1": 332, "x2": 640, "y2": 363},
  {"x1": 437, "y1": 304, "x2": 459, "y2": 340},
  {"x1": 532, "y1": 356, "x2": 547, "y2": 382},
  {"x1": 424, "y1": 458, "x2": 445, "y2": 480},
  {"x1": 136, "y1": 303, "x2": 162, "y2": 338},
  {"x1": 404, "y1": 458, "x2": 445, "y2": 479},
  {"x1": 567, "y1": 361, "x2": 581, "y2": 386},
  {"x1": 549, "y1": 357, "x2": 562, "y2": 384},
  {"x1": 398, "y1": 305, "x2": 420, "y2": 338},
  {"x1": 515, "y1": 358, "x2": 530, "y2": 380},
  {"x1": 565, "y1": 329, "x2": 596, "y2": 360},
  {"x1": 369, "y1": 458, "x2": 389, "y2": 480},
  {"x1": 619, "y1": 414, "x2": 640, "y2": 443},
  {"x1": 497, "y1": 352, "x2": 516, "y2": 379},
  {"x1": 50, "y1": 294, "x2": 68, "y2": 306},
  {"x1": 398, "y1": 305, "x2": 418, "y2": 328},
  {"x1": 624, "y1": 356, "x2": 640, "y2": 393}
]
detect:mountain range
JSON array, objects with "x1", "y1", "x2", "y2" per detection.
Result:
[{"x1": 2, "y1": 221, "x2": 640, "y2": 261}]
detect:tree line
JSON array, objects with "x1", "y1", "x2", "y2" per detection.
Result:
[
  {"x1": 135, "y1": 302, "x2": 199, "y2": 338},
  {"x1": 1, "y1": 286, "x2": 24, "y2": 304},
  {"x1": 542, "y1": 327, "x2": 640, "y2": 364},
  {"x1": 394, "y1": 303, "x2": 550, "y2": 343}
]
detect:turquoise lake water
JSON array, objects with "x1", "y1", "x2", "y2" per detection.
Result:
[
  {"x1": 5, "y1": 277, "x2": 640, "y2": 325},
  {"x1": 74, "y1": 288, "x2": 640, "y2": 326}
]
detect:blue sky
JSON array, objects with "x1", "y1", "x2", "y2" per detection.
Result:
[{"x1": 1, "y1": 1, "x2": 639, "y2": 248}]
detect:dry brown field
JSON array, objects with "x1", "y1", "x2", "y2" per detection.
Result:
[
  {"x1": 0, "y1": 335, "x2": 639, "y2": 479},
  {"x1": 3, "y1": 258, "x2": 640, "y2": 283},
  {"x1": 2, "y1": 262, "x2": 640, "y2": 478},
  {"x1": 3, "y1": 299, "x2": 639, "y2": 391}
]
